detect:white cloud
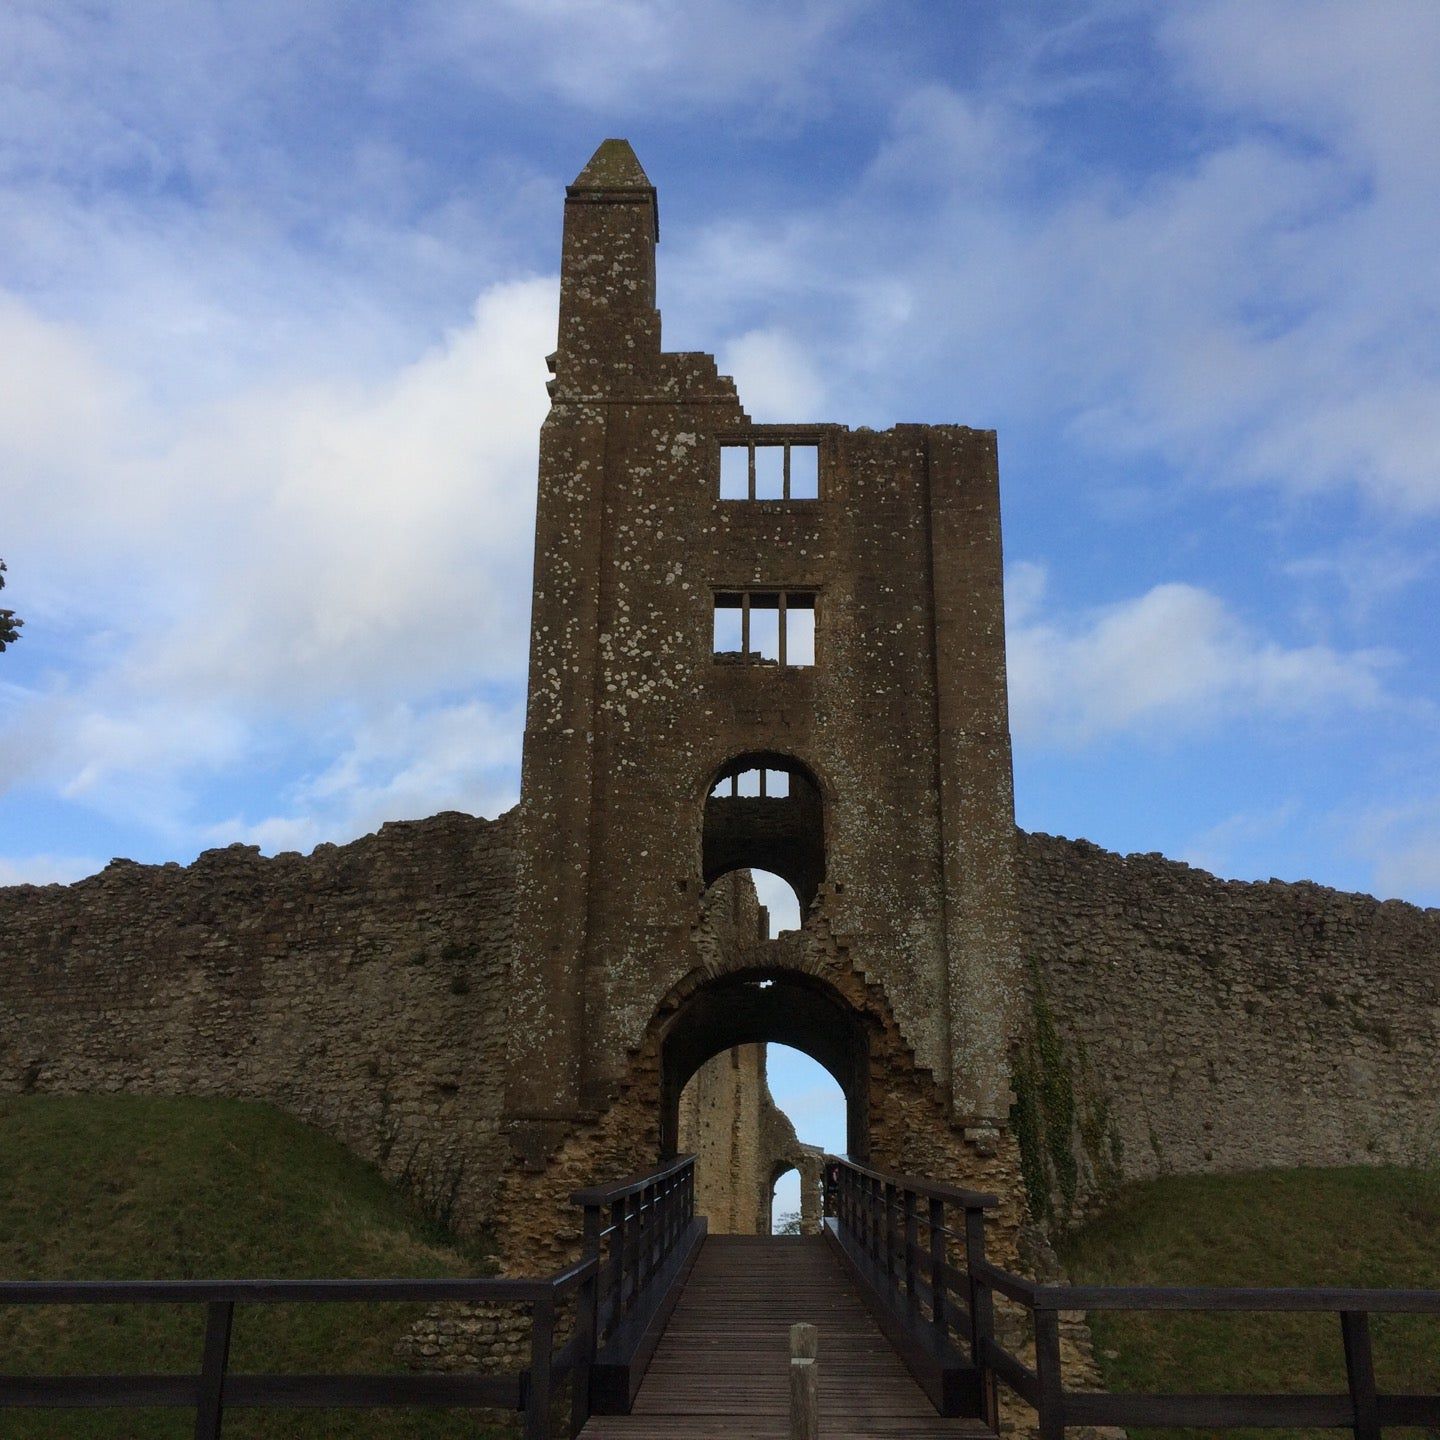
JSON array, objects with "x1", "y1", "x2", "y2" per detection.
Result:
[
  {"x1": 1179, "y1": 801, "x2": 1301, "y2": 879},
  {"x1": 0, "y1": 275, "x2": 554, "y2": 840},
  {"x1": 1346, "y1": 796, "x2": 1440, "y2": 907},
  {"x1": 0, "y1": 853, "x2": 105, "y2": 887},
  {"x1": 400, "y1": 0, "x2": 869, "y2": 117},
  {"x1": 202, "y1": 698, "x2": 524, "y2": 856},
  {"x1": 721, "y1": 329, "x2": 828, "y2": 422},
  {"x1": 1007, "y1": 562, "x2": 1393, "y2": 747}
]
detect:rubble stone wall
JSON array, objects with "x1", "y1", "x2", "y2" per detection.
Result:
[
  {"x1": 0, "y1": 809, "x2": 518, "y2": 1234},
  {"x1": 5, "y1": 819, "x2": 1438, "y2": 1248},
  {"x1": 1015, "y1": 830, "x2": 1440, "y2": 1223}
]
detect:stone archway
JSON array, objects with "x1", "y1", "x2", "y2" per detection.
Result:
[{"x1": 657, "y1": 965, "x2": 868, "y2": 1161}]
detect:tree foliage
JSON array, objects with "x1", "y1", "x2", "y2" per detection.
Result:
[{"x1": 0, "y1": 559, "x2": 20, "y2": 652}]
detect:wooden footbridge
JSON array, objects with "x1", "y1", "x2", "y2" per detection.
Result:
[{"x1": 3, "y1": 1154, "x2": 1439, "y2": 1438}]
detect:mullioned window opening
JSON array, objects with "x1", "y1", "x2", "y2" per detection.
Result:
[
  {"x1": 719, "y1": 442, "x2": 820, "y2": 501},
  {"x1": 713, "y1": 591, "x2": 816, "y2": 666}
]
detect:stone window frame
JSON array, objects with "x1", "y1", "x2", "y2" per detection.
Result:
[
  {"x1": 713, "y1": 589, "x2": 818, "y2": 667},
  {"x1": 716, "y1": 437, "x2": 822, "y2": 502}
]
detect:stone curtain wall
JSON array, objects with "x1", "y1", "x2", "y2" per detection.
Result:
[
  {"x1": 1015, "y1": 830, "x2": 1440, "y2": 1226},
  {"x1": 0, "y1": 810, "x2": 517, "y2": 1235},
  {"x1": 5, "y1": 812, "x2": 1439, "y2": 1244}
]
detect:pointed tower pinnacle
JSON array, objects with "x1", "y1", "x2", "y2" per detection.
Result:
[
  {"x1": 555, "y1": 139, "x2": 661, "y2": 377},
  {"x1": 572, "y1": 138, "x2": 652, "y2": 192}
]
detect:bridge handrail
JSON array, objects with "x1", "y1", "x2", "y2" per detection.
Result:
[
  {"x1": 0, "y1": 1263, "x2": 595, "y2": 1307},
  {"x1": 973, "y1": 1255, "x2": 1440, "y2": 1437},
  {"x1": 970, "y1": 1256, "x2": 1440, "y2": 1314},
  {"x1": 0, "y1": 1256, "x2": 599, "y2": 1440},
  {"x1": 827, "y1": 1153, "x2": 1440, "y2": 1436},
  {"x1": 828, "y1": 1155, "x2": 998, "y2": 1210},
  {"x1": 570, "y1": 1150, "x2": 694, "y2": 1207},
  {"x1": 570, "y1": 1152, "x2": 702, "y2": 1415},
  {"x1": 821, "y1": 1153, "x2": 998, "y2": 1421}
]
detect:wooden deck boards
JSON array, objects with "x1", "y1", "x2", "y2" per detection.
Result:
[{"x1": 578, "y1": 1235, "x2": 995, "y2": 1439}]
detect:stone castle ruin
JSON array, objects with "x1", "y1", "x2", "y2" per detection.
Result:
[{"x1": 3, "y1": 141, "x2": 1438, "y2": 1265}]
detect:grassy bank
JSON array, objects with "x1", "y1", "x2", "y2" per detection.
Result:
[
  {"x1": 1057, "y1": 1166, "x2": 1440, "y2": 1439},
  {"x1": 0, "y1": 1095, "x2": 510, "y2": 1439}
]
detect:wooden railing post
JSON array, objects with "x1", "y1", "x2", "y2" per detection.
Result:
[
  {"x1": 790, "y1": 1322, "x2": 819, "y2": 1440},
  {"x1": 903, "y1": 1186, "x2": 919, "y2": 1322},
  {"x1": 965, "y1": 1203, "x2": 997, "y2": 1426},
  {"x1": 884, "y1": 1180, "x2": 898, "y2": 1291},
  {"x1": 525, "y1": 1288, "x2": 555, "y2": 1440},
  {"x1": 607, "y1": 1196, "x2": 626, "y2": 1333},
  {"x1": 194, "y1": 1299, "x2": 233, "y2": 1440},
  {"x1": 1034, "y1": 1305, "x2": 1064, "y2": 1440},
  {"x1": 928, "y1": 1195, "x2": 947, "y2": 1347},
  {"x1": 1341, "y1": 1310, "x2": 1380, "y2": 1440},
  {"x1": 570, "y1": 1261, "x2": 598, "y2": 1436}
]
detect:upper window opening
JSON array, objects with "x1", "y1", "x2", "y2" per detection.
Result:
[
  {"x1": 719, "y1": 443, "x2": 821, "y2": 502},
  {"x1": 710, "y1": 768, "x2": 792, "y2": 799},
  {"x1": 713, "y1": 592, "x2": 816, "y2": 667}
]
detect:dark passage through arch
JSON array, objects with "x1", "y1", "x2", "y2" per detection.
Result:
[{"x1": 658, "y1": 967, "x2": 867, "y2": 1161}]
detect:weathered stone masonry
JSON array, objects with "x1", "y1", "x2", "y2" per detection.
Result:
[
  {"x1": 4, "y1": 819, "x2": 1436, "y2": 1243},
  {"x1": 0, "y1": 812, "x2": 518, "y2": 1234},
  {"x1": 1016, "y1": 831, "x2": 1440, "y2": 1223}
]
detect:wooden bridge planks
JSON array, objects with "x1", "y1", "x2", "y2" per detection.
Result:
[{"x1": 578, "y1": 1235, "x2": 994, "y2": 1439}]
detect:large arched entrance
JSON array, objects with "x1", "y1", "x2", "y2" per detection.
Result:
[{"x1": 658, "y1": 967, "x2": 868, "y2": 1161}]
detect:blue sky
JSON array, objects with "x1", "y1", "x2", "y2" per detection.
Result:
[{"x1": 3, "y1": 2, "x2": 1439, "y2": 1198}]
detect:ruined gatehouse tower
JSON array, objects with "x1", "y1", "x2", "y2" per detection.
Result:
[
  {"x1": 8, "y1": 139, "x2": 1434, "y2": 1266},
  {"x1": 502, "y1": 139, "x2": 1025, "y2": 1246}
]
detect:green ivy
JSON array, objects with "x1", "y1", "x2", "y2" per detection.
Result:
[{"x1": 1010, "y1": 964, "x2": 1122, "y2": 1231}]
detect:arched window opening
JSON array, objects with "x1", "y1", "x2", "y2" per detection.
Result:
[
  {"x1": 703, "y1": 753, "x2": 824, "y2": 915},
  {"x1": 771, "y1": 1166, "x2": 801, "y2": 1234},
  {"x1": 750, "y1": 869, "x2": 801, "y2": 937}
]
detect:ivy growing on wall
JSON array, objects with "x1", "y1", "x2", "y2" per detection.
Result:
[{"x1": 1010, "y1": 964, "x2": 1123, "y2": 1231}]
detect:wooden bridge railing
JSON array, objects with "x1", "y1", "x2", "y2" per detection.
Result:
[
  {"x1": 822, "y1": 1154, "x2": 1000, "y2": 1421},
  {"x1": 0, "y1": 1153, "x2": 702, "y2": 1439},
  {"x1": 572, "y1": 1151, "x2": 704, "y2": 1413},
  {"x1": 973, "y1": 1260, "x2": 1440, "y2": 1439},
  {"x1": 825, "y1": 1152, "x2": 1440, "y2": 1438},
  {"x1": 0, "y1": 1264, "x2": 596, "y2": 1440}
]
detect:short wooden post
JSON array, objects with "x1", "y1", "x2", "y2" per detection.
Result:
[
  {"x1": 194, "y1": 1300, "x2": 233, "y2": 1440},
  {"x1": 525, "y1": 1289, "x2": 555, "y2": 1440},
  {"x1": 1034, "y1": 1306, "x2": 1064, "y2": 1440},
  {"x1": 965, "y1": 1204, "x2": 998, "y2": 1426},
  {"x1": 1341, "y1": 1310, "x2": 1380, "y2": 1440},
  {"x1": 570, "y1": 1262, "x2": 598, "y2": 1435},
  {"x1": 881, "y1": 1180, "x2": 896, "y2": 1289},
  {"x1": 903, "y1": 1187, "x2": 919, "y2": 1320},
  {"x1": 607, "y1": 1197, "x2": 626, "y2": 1329},
  {"x1": 929, "y1": 1196, "x2": 948, "y2": 1346},
  {"x1": 790, "y1": 1322, "x2": 818, "y2": 1440}
]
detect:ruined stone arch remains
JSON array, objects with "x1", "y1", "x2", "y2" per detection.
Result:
[{"x1": 3, "y1": 140, "x2": 1438, "y2": 1267}]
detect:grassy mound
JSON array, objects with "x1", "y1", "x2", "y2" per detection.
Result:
[
  {"x1": 1057, "y1": 1166, "x2": 1440, "y2": 1439},
  {"x1": 0, "y1": 1095, "x2": 508, "y2": 1438}
]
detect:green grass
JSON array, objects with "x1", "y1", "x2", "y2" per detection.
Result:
[
  {"x1": 0, "y1": 1095, "x2": 515, "y2": 1438},
  {"x1": 1057, "y1": 1167, "x2": 1440, "y2": 1440}
]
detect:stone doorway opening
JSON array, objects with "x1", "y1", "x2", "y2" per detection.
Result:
[
  {"x1": 703, "y1": 753, "x2": 825, "y2": 918},
  {"x1": 658, "y1": 967, "x2": 867, "y2": 1172}
]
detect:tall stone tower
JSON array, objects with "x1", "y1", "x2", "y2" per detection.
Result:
[{"x1": 506, "y1": 140, "x2": 1020, "y2": 1181}]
